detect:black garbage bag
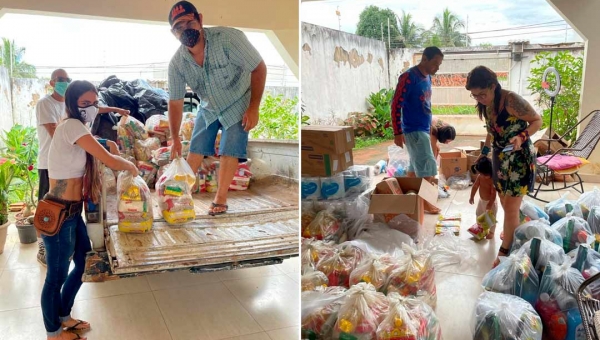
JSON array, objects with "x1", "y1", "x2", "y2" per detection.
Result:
[
  {"x1": 99, "y1": 82, "x2": 143, "y2": 123},
  {"x1": 98, "y1": 75, "x2": 122, "y2": 90},
  {"x1": 124, "y1": 79, "x2": 169, "y2": 120},
  {"x1": 91, "y1": 112, "x2": 119, "y2": 142}
]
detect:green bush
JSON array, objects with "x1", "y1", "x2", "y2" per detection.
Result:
[
  {"x1": 0, "y1": 125, "x2": 39, "y2": 209},
  {"x1": 366, "y1": 89, "x2": 395, "y2": 139},
  {"x1": 527, "y1": 51, "x2": 583, "y2": 144},
  {"x1": 251, "y1": 94, "x2": 299, "y2": 140}
]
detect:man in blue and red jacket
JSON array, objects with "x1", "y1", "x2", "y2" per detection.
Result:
[{"x1": 391, "y1": 46, "x2": 444, "y2": 213}]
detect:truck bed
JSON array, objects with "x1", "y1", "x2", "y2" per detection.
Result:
[{"x1": 85, "y1": 176, "x2": 299, "y2": 281}]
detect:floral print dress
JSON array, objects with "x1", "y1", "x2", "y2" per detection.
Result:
[{"x1": 484, "y1": 91, "x2": 535, "y2": 197}]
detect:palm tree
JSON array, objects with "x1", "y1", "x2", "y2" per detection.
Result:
[
  {"x1": 431, "y1": 8, "x2": 470, "y2": 47},
  {"x1": 396, "y1": 11, "x2": 423, "y2": 47},
  {"x1": 0, "y1": 38, "x2": 36, "y2": 78}
]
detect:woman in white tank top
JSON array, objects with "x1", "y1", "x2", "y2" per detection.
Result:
[{"x1": 41, "y1": 80, "x2": 138, "y2": 340}]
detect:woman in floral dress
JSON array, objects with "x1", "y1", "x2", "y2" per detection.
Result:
[{"x1": 465, "y1": 66, "x2": 542, "y2": 268}]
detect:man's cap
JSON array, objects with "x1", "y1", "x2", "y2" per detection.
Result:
[{"x1": 169, "y1": 1, "x2": 198, "y2": 27}]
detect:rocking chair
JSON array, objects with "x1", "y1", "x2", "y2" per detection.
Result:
[{"x1": 528, "y1": 110, "x2": 600, "y2": 203}]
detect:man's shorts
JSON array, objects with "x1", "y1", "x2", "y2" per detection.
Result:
[
  {"x1": 190, "y1": 116, "x2": 248, "y2": 162},
  {"x1": 404, "y1": 131, "x2": 437, "y2": 178}
]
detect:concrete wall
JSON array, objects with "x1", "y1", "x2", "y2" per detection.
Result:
[
  {"x1": 11, "y1": 78, "x2": 48, "y2": 128},
  {"x1": 301, "y1": 22, "x2": 389, "y2": 124},
  {"x1": 247, "y1": 140, "x2": 298, "y2": 180}
]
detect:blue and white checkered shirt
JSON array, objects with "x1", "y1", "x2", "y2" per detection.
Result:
[{"x1": 168, "y1": 27, "x2": 263, "y2": 129}]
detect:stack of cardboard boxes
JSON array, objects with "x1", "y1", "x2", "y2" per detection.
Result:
[{"x1": 301, "y1": 126, "x2": 355, "y2": 177}]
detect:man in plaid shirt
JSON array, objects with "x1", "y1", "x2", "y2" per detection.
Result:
[{"x1": 167, "y1": 1, "x2": 267, "y2": 215}]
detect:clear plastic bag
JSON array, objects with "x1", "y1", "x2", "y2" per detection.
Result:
[
  {"x1": 350, "y1": 222, "x2": 413, "y2": 258},
  {"x1": 301, "y1": 286, "x2": 348, "y2": 340},
  {"x1": 473, "y1": 291, "x2": 542, "y2": 340},
  {"x1": 349, "y1": 254, "x2": 399, "y2": 291},
  {"x1": 300, "y1": 238, "x2": 335, "y2": 275},
  {"x1": 545, "y1": 193, "x2": 584, "y2": 224},
  {"x1": 180, "y1": 112, "x2": 196, "y2": 141},
  {"x1": 577, "y1": 187, "x2": 600, "y2": 220},
  {"x1": 117, "y1": 171, "x2": 153, "y2": 233},
  {"x1": 302, "y1": 208, "x2": 341, "y2": 241},
  {"x1": 377, "y1": 293, "x2": 442, "y2": 340},
  {"x1": 387, "y1": 214, "x2": 420, "y2": 241},
  {"x1": 152, "y1": 146, "x2": 171, "y2": 167},
  {"x1": 117, "y1": 124, "x2": 135, "y2": 157},
  {"x1": 569, "y1": 244, "x2": 600, "y2": 280},
  {"x1": 588, "y1": 206, "x2": 600, "y2": 235},
  {"x1": 515, "y1": 238, "x2": 566, "y2": 278},
  {"x1": 520, "y1": 200, "x2": 550, "y2": 224},
  {"x1": 384, "y1": 243, "x2": 437, "y2": 308},
  {"x1": 316, "y1": 242, "x2": 365, "y2": 287},
  {"x1": 333, "y1": 283, "x2": 390, "y2": 340},
  {"x1": 103, "y1": 166, "x2": 117, "y2": 195},
  {"x1": 145, "y1": 114, "x2": 170, "y2": 137},
  {"x1": 134, "y1": 137, "x2": 161, "y2": 162},
  {"x1": 481, "y1": 252, "x2": 540, "y2": 305},
  {"x1": 119, "y1": 115, "x2": 148, "y2": 140},
  {"x1": 447, "y1": 172, "x2": 471, "y2": 190},
  {"x1": 535, "y1": 258, "x2": 587, "y2": 340},
  {"x1": 551, "y1": 213, "x2": 594, "y2": 253},
  {"x1": 137, "y1": 161, "x2": 159, "y2": 187},
  {"x1": 387, "y1": 145, "x2": 409, "y2": 177},
  {"x1": 155, "y1": 158, "x2": 196, "y2": 225},
  {"x1": 424, "y1": 230, "x2": 475, "y2": 270},
  {"x1": 512, "y1": 219, "x2": 563, "y2": 252},
  {"x1": 301, "y1": 270, "x2": 329, "y2": 291}
]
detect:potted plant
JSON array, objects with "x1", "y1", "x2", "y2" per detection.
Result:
[
  {"x1": 0, "y1": 158, "x2": 16, "y2": 254},
  {"x1": 1, "y1": 125, "x2": 39, "y2": 244}
]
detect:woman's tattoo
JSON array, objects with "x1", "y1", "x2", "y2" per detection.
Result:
[
  {"x1": 508, "y1": 94, "x2": 535, "y2": 117},
  {"x1": 50, "y1": 180, "x2": 67, "y2": 197}
]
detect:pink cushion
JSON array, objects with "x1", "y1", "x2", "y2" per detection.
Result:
[{"x1": 537, "y1": 154, "x2": 583, "y2": 170}]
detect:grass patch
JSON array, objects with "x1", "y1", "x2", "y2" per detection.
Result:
[
  {"x1": 355, "y1": 136, "x2": 389, "y2": 149},
  {"x1": 432, "y1": 105, "x2": 477, "y2": 115}
]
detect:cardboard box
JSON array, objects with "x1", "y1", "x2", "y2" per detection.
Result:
[
  {"x1": 455, "y1": 146, "x2": 480, "y2": 155},
  {"x1": 301, "y1": 150, "x2": 354, "y2": 177},
  {"x1": 301, "y1": 126, "x2": 355, "y2": 154},
  {"x1": 439, "y1": 151, "x2": 468, "y2": 179},
  {"x1": 533, "y1": 128, "x2": 571, "y2": 155},
  {"x1": 368, "y1": 178, "x2": 438, "y2": 225},
  {"x1": 376, "y1": 178, "x2": 403, "y2": 195}
]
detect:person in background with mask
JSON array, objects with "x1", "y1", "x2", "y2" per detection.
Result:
[
  {"x1": 40, "y1": 80, "x2": 138, "y2": 340},
  {"x1": 35, "y1": 70, "x2": 129, "y2": 266},
  {"x1": 166, "y1": 1, "x2": 267, "y2": 215},
  {"x1": 390, "y1": 46, "x2": 444, "y2": 214}
]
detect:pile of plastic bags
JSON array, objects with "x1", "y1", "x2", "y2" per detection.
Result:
[
  {"x1": 482, "y1": 252, "x2": 540, "y2": 305},
  {"x1": 117, "y1": 171, "x2": 153, "y2": 233}
]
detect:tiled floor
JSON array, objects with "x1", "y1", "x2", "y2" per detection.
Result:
[
  {"x1": 0, "y1": 223, "x2": 300, "y2": 340},
  {"x1": 425, "y1": 180, "x2": 595, "y2": 339}
]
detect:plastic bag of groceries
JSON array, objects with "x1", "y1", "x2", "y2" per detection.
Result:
[
  {"x1": 545, "y1": 193, "x2": 584, "y2": 224},
  {"x1": 521, "y1": 199, "x2": 550, "y2": 224},
  {"x1": 155, "y1": 157, "x2": 196, "y2": 225},
  {"x1": 482, "y1": 251, "x2": 540, "y2": 305},
  {"x1": 447, "y1": 171, "x2": 472, "y2": 190},
  {"x1": 552, "y1": 213, "x2": 594, "y2": 253},
  {"x1": 301, "y1": 286, "x2": 348, "y2": 340},
  {"x1": 333, "y1": 283, "x2": 390, "y2": 340},
  {"x1": 302, "y1": 207, "x2": 341, "y2": 241},
  {"x1": 515, "y1": 237, "x2": 566, "y2": 278},
  {"x1": 117, "y1": 122, "x2": 135, "y2": 157},
  {"x1": 119, "y1": 115, "x2": 148, "y2": 140},
  {"x1": 423, "y1": 229, "x2": 475, "y2": 270},
  {"x1": 103, "y1": 166, "x2": 117, "y2": 195},
  {"x1": 152, "y1": 146, "x2": 171, "y2": 167},
  {"x1": 387, "y1": 214, "x2": 420, "y2": 241},
  {"x1": 301, "y1": 269, "x2": 330, "y2": 292},
  {"x1": 137, "y1": 161, "x2": 159, "y2": 187},
  {"x1": 316, "y1": 242, "x2": 365, "y2": 288},
  {"x1": 145, "y1": 114, "x2": 170, "y2": 139},
  {"x1": 472, "y1": 291, "x2": 542, "y2": 340},
  {"x1": 117, "y1": 171, "x2": 153, "y2": 233},
  {"x1": 301, "y1": 238, "x2": 335, "y2": 274},
  {"x1": 387, "y1": 145, "x2": 409, "y2": 177},
  {"x1": 577, "y1": 187, "x2": 600, "y2": 220},
  {"x1": 180, "y1": 112, "x2": 196, "y2": 141},
  {"x1": 349, "y1": 254, "x2": 399, "y2": 292},
  {"x1": 384, "y1": 243, "x2": 437, "y2": 308},
  {"x1": 134, "y1": 137, "x2": 161, "y2": 162},
  {"x1": 376, "y1": 292, "x2": 442, "y2": 340},
  {"x1": 512, "y1": 219, "x2": 563, "y2": 252},
  {"x1": 569, "y1": 244, "x2": 600, "y2": 280},
  {"x1": 535, "y1": 258, "x2": 587, "y2": 340},
  {"x1": 349, "y1": 222, "x2": 413, "y2": 259},
  {"x1": 588, "y1": 206, "x2": 600, "y2": 235}
]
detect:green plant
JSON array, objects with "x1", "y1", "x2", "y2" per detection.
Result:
[
  {"x1": 344, "y1": 112, "x2": 379, "y2": 137},
  {"x1": 301, "y1": 101, "x2": 310, "y2": 125},
  {"x1": 0, "y1": 158, "x2": 16, "y2": 225},
  {"x1": 366, "y1": 89, "x2": 395, "y2": 138},
  {"x1": 251, "y1": 94, "x2": 299, "y2": 140},
  {"x1": 0, "y1": 125, "x2": 39, "y2": 215},
  {"x1": 355, "y1": 136, "x2": 388, "y2": 149},
  {"x1": 527, "y1": 51, "x2": 584, "y2": 144},
  {"x1": 0, "y1": 38, "x2": 37, "y2": 78}
]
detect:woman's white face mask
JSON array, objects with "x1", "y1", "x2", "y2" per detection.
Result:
[{"x1": 79, "y1": 105, "x2": 99, "y2": 123}]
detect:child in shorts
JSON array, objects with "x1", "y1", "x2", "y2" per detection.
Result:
[{"x1": 469, "y1": 157, "x2": 498, "y2": 239}]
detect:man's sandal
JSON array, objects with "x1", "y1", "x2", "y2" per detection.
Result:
[
  {"x1": 492, "y1": 246, "x2": 510, "y2": 268},
  {"x1": 62, "y1": 319, "x2": 91, "y2": 332},
  {"x1": 208, "y1": 202, "x2": 228, "y2": 216}
]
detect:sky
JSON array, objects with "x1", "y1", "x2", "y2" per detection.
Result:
[
  {"x1": 301, "y1": 0, "x2": 583, "y2": 46},
  {"x1": 0, "y1": 13, "x2": 297, "y2": 85}
]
